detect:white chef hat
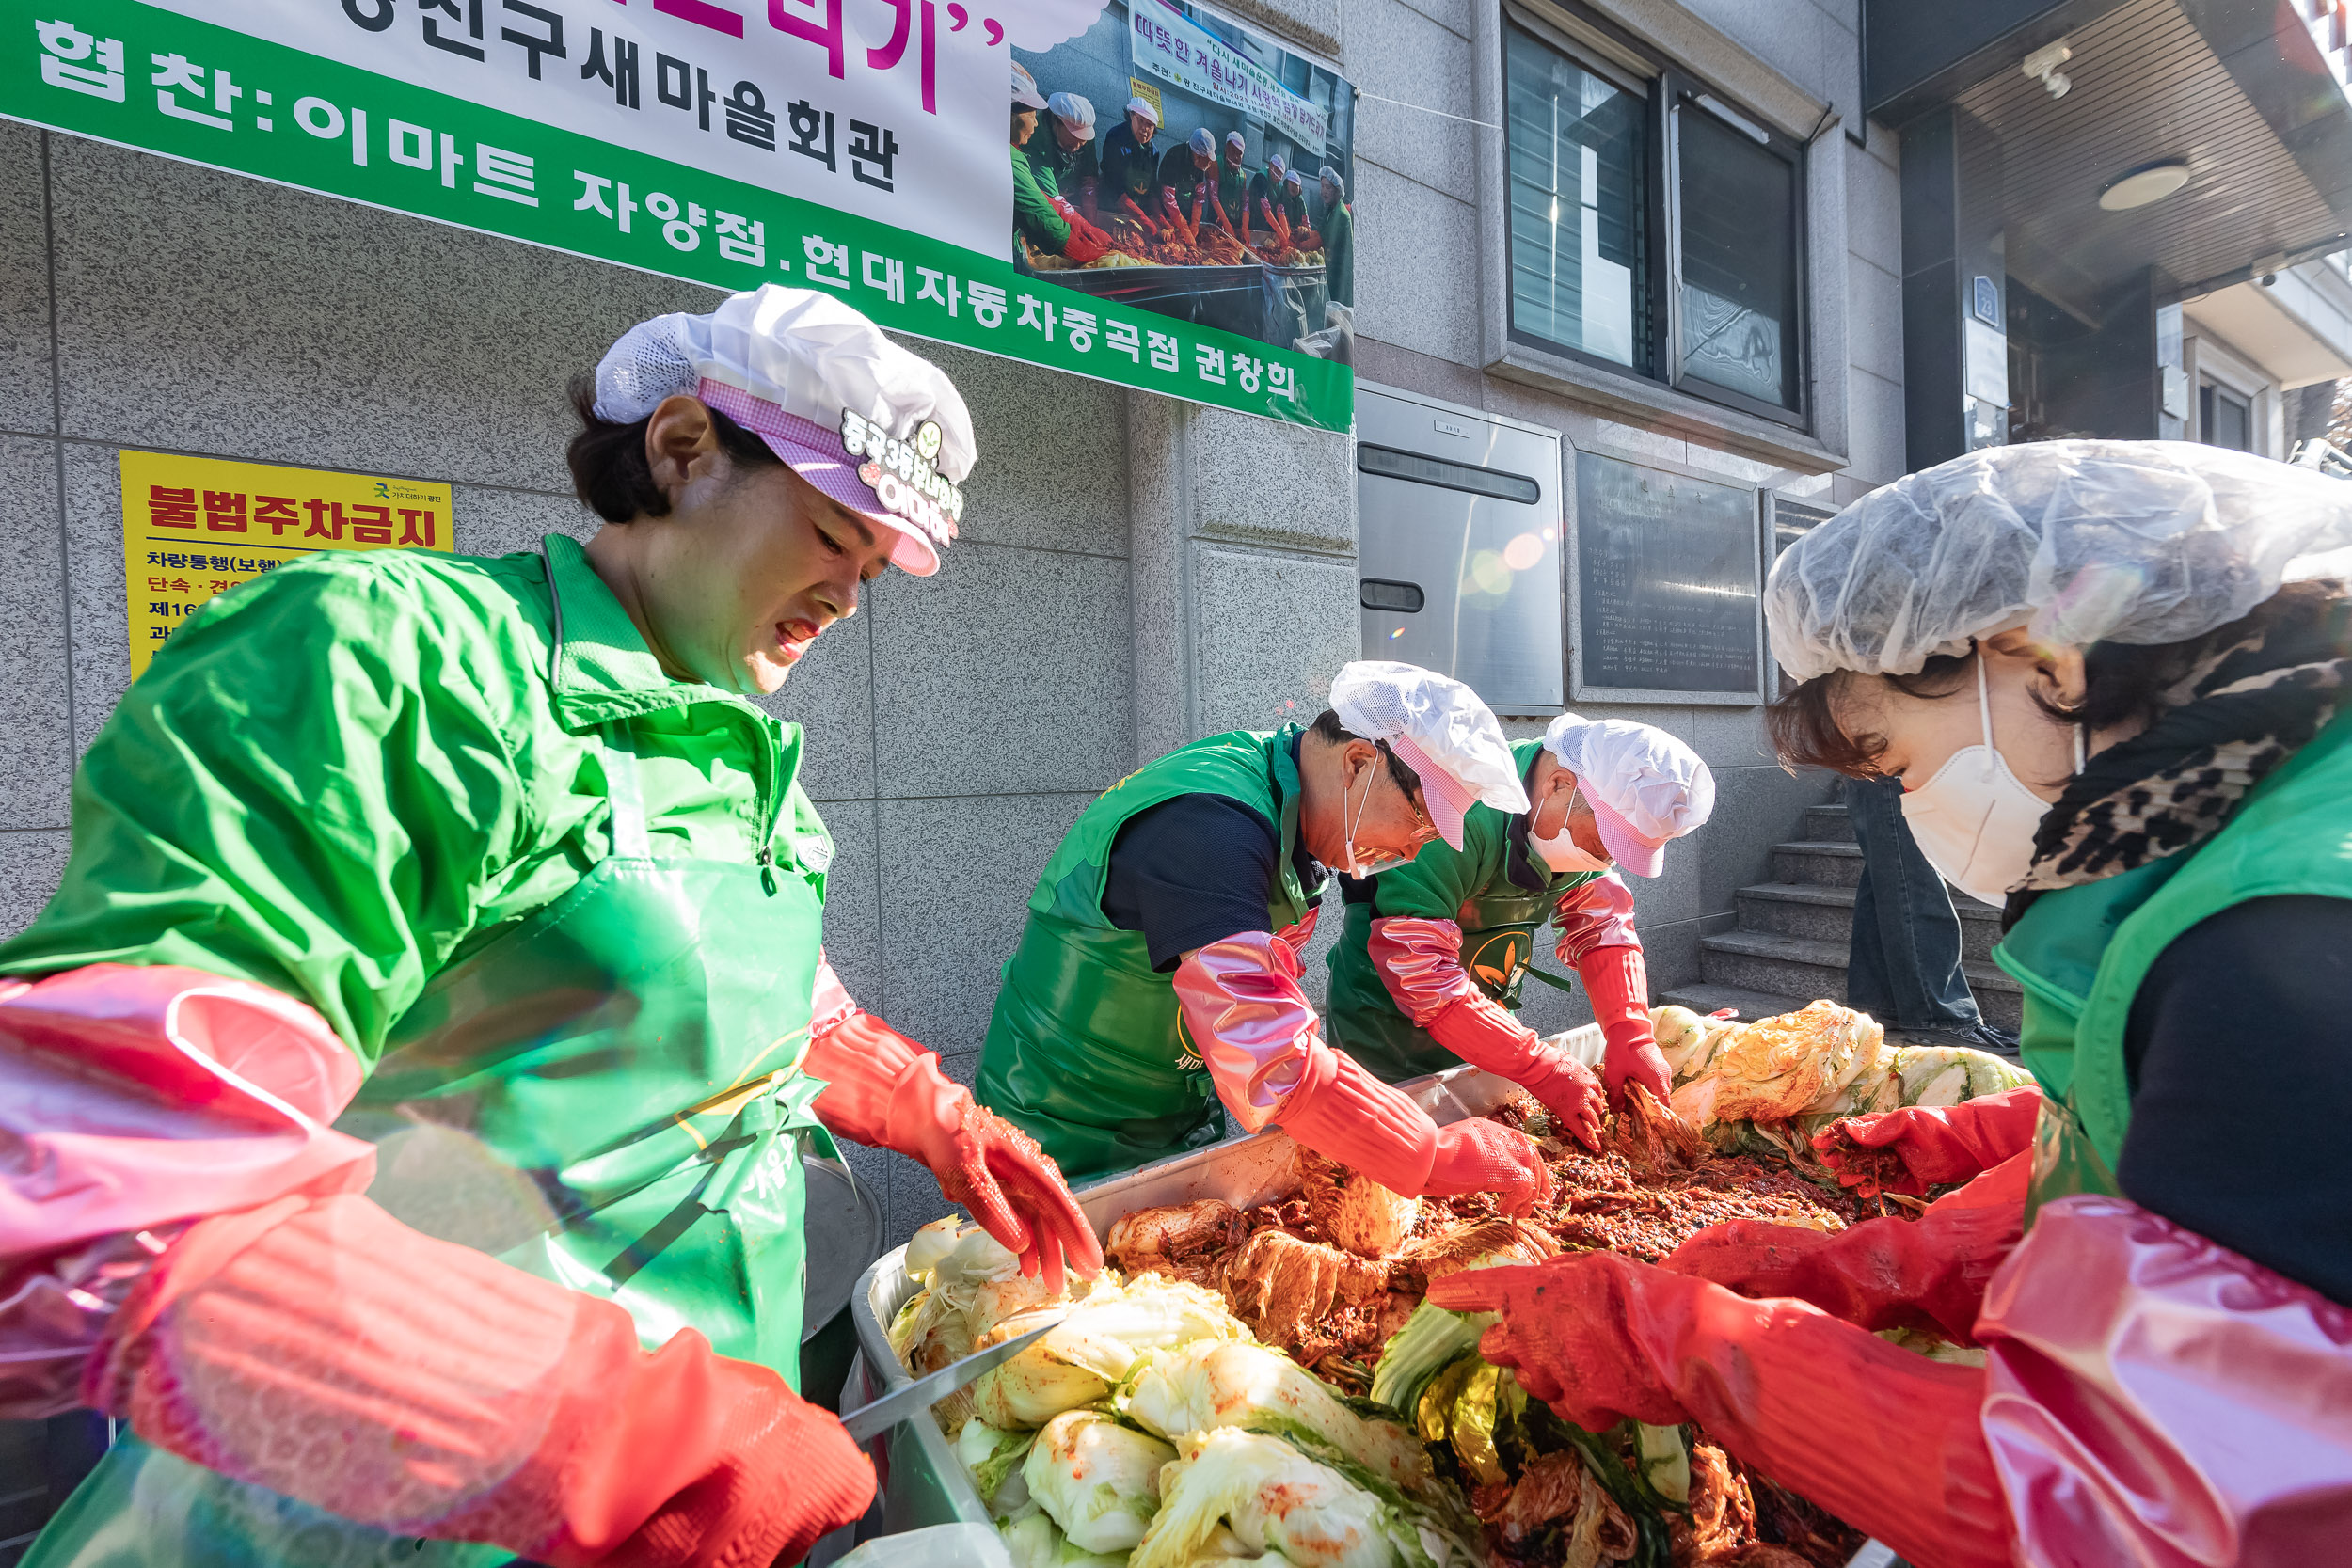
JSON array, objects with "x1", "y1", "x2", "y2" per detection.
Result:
[
  {"x1": 1766, "y1": 439, "x2": 2352, "y2": 681},
  {"x1": 1225, "y1": 130, "x2": 1248, "y2": 150},
  {"x1": 1011, "y1": 63, "x2": 1046, "y2": 110},
  {"x1": 1329, "y1": 662, "x2": 1529, "y2": 850},
  {"x1": 1125, "y1": 95, "x2": 1159, "y2": 126},
  {"x1": 1542, "y1": 716, "x2": 1714, "y2": 877},
  {"x1": 1048, "y1": 91, "x2": 1096, "y2": 136},
  {"x1": 593, "y1": 285, "x2": 974, "y2": 577},
  {"x1": 1268, "y1": 152, "x2": 1287, "y2": 178},
  {"x1": 1189, "y1": 126, "x2": 1214, "y2": 154}
]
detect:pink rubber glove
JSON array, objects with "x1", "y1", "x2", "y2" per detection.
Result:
[
  {"x1": 808, "y1": 1011, "x2": 1100, "y2": 1294},
  {"x1": 1431, "y1": 1253, "x2": 2014, "y2": 1568},
  {"x1": 1578, "y1": 945, "x2": 1670, "y2": 1108},
  {"x1": 1662, "y1": 1151, "x2": 2029, "y2": 1344},
  {"x1": 87, "y1": 1192, "x2": 874, "y2": 1568},
  {"x1": 1815, "y1": 1085, "x2": 2043, "y2": 1197}
]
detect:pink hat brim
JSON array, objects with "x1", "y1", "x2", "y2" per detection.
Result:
[
  {"x1": 1588, "y1": 793, "x2": 1667, "y2": 877},
  {"x1": 1387, "y1": 732, "x2": 1472, "y2": 851},
  {"x1": 699, "y1": 379, "x2": 943, "y2": 578}
]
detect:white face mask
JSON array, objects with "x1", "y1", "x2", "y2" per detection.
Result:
[
  {"x1": 1529, "y1": 784, "x2": 1612, "y2": 874},
  {"x1": 1898, "y1": 656, "x2": 2082, "y2": 906},
  {"x1": 1342, "y1": 757, "x2": 1407, "y2": 876}
]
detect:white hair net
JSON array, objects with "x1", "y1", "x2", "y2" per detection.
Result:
[
  {"x1": 593, "y1": 286, "x2": 975, "y2": 483},
  {"x1": 1328, "y1": 661, "x2": 1529, "y2": 814},
  {"x1": 1766, "y1": 440, "x2": 2352, "y2": 681},
  {"x1": 1542, "y1": 715, "x2": 1714, "y2": 840}
]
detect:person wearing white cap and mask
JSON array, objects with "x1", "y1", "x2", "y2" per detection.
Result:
[
  {"x1": 1156, "y1": 124, "x2": 1221, "y2": 224},
  {"x1": 1245, "y1": 149, "x2": 1288, "y2": 243},
  {"x1": 1011, "y1": 65, "x2": 1111, "y2": 263},
  {"x1": 1325, "y1": 715, "x2": 1712, "y2": 1147},
  {"x1": 977, "y1": 661, "x2": 1556, "y2": 1212},
  {"x1": 0, "y1": 284, "x2": 1100, "y2": 1568},
  {"x1": 1216, "y1": 129, "x2": 1252, "y2": 229},
  {"x1": 1025, "y1": 88, "x2": 1101, "y2": 216},
  {"x1": 1317, "y1": 166, "x2": 1353, "y2": 309},
  {"x1": 1099, "y1": 93, "x2": 1162, "y2": 222},
  {"x1": 1431, "y1": 441, "x2": 2352, "y2": 1568}
]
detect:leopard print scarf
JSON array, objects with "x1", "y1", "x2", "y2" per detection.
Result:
[{"x1": 2007, "y1": 588, "x2": 2352, "y2": 925}]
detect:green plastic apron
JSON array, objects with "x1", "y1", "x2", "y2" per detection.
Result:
[
  {"x1": 29, "y1": 723, "x2": 829, "y2": 1568},
  {"x1": 975, "y1": 728, "x2": 1314, "y2": 1184},
  {"x1": 1995, "y1": 703, "x2": 2352, "y2": 1224}
]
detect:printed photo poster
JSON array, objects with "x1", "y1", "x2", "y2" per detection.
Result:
[
  {"x1": 12, "y1": 0, "x2": 1352, "y2": 432},
  {"x1": 119, "y1": 451, "x2": 453, "y2": 677},
  {"x1": 1013, "y1": 0, "x2": 1358, "y2": 364}
]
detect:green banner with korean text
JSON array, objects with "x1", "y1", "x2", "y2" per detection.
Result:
[{"x1": 10, "y1": 0, "x2": 1351, "y2": 431}]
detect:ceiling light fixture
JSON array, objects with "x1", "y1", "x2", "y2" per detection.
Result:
[{"x1": 2098, "y1": 160, "x2": 2190, "y2": 210}]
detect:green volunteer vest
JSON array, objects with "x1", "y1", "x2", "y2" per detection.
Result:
[
  {"x1": 1995, "y1": 704, "x2": 2352, "y2": 1212},
  {"x1": 1326, "y1": 740, "x2": 1602, "y2": 1083},
  {"x1": 975, "y1": 728, "x2": 1316, "y2": 1182}
]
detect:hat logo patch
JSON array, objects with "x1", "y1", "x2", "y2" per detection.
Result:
[{"x1": 840, "y1": 408, "x2": 963, "y2": 549}]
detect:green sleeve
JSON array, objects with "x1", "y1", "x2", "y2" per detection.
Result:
[
  {"x1": 0, "y1": 557, "x2": 528, "y2": 1065},
  {"x1": 1012, "y1": 147, "x2": 1070, "y2": 252},
  {"x1": 1368, "y1": 833, "x2": 1494, "y2": 925}
]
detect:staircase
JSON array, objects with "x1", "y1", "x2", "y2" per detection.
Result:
[{"x1": 1662, "y1": 802, "x2": 2022, "y2": 1037}]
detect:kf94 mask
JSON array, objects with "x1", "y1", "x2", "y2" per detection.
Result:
[
  {"x1": 1529, "y1": 786, "x2": 1611, "y2": 875},
  {"x1": 1899, "y1": 656, "x2": 2080, "y2": 907}
]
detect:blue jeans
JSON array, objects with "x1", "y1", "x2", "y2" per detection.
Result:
[{"x1": 1843, "y1": 776, "x2": 1981, "y2": 1028}]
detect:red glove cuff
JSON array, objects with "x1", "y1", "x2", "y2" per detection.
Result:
[
  {"x1": 1424, "y1": 990, "x2": 1547, "y2": 1078},
  {"x1": 806, "y1": 1010, "x2": 930, "y2": 1151},
  {"x1": 1577, "y1": 944, "x2": 1651, "y2": 1038},
  {"x1": 1276, "y1": 1050, "x2": 1438, "y2": 1194}
]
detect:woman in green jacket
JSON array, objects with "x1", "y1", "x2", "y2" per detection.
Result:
[
  {"x1": 0, "y1": 285, "x2": 1097, "y2": 1568},
  {"x1": 1434, "y1": 442, "x2": 2352, "y2": 1568}
]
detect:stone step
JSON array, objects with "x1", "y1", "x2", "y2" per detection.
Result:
[
  {"x1": 1699, "y1": 929, "x2": 2022, "y2": 1032},
  {"x1": 1801, "y1": 803, "x2": 1853, "y2": 843},
  {"x1": 1738, "y1": 881, "x2": 2002, "y2": 962},
  {"x1": 1769, "y1": 840, "x2": 1862, "y2": 888}
]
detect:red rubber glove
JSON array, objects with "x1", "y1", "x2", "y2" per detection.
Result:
[
  {"x1": 1273, "y1": 1047, "x2": 1551, "y2": 1216},
  {"x1": 1422, "y1": 1116, "x2": 1555, "y2": 1216},
  {"x1": 1426, "y1": 990, "x2": 1604, "y2": 1152},
  {"x1": 1661, "y1": 1152, "x2": 2029, "y2": 1344},
  {"x1": 1814, "y1": 1085, "x2": 2042, "y2": 1197},
  {"x1": 86, "y1": 1192, "x2": 872, "y2": 1568},
  {"x1": 808, "y1": 1012, "x2": 1101, "y2": 1294},
  {"x1": 1366, "y1": 916, "x2": 1604, "y2": 1150},
  {"x1": 1578, "y1": 945, "x2": 1670, "y2": 1108},
  {"x1": 1429, "y1": 1254, "x2": 2014, "y2": 1568},
  {"x1": 1048, "y1": 196, "x2": 1113, "y2": 264}
]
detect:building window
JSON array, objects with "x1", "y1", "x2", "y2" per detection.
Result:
[
  {"x1": 1502, "y1": 12, "x2": 1807, "y2": 424},
  {"x1": 1505, "y1": 24, "x2": 1651, "y2": 373},
  {"x1": 2200, "y1": 381, "x2": 2251, "y2": 452}
]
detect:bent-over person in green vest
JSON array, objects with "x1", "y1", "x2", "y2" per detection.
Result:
[
  {"x1": 1326, "y1": 714, "x2": 1713, "y2": 1149},
  {"x1": 1431, "y1": 441, "x2": 2352, "y2": 1567},
  {"x1": 1316, "y1": 166, "x2": 1354, "y2": 315},
  {"x1": 977, "y1": 661, "x2": 1558, "y2": 1211},
  {"x1": 0, "y1": 286, "x2": 1099, "y2": 1568}
]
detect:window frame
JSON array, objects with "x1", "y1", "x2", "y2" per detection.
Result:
[
  {"x1": 1498, "y1": 3, "x2": 1810, "y2": 430},
  {"x1": 1661, "y1": 79, "x2": 1811, "y2": 426}
]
